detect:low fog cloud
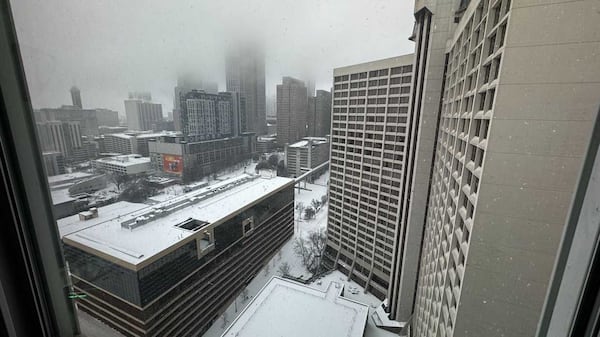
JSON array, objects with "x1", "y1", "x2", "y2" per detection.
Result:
[{"x1": 11, "y1": 0, "x2": 414, "y2": 114}]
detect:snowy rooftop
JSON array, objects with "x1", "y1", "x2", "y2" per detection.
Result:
[
  {"x1": 57, "y1": 201, "x2": 147, "y2": 237},
  {"x1": 107, "y1": 131, "x2": 178, "y2": 140},
  {"x1": 47, "y1": 172, "x2": 94, "y2": 186},
  {"x1": 62, "y1": 174, "x2": 294, "y2": 268},
  {"x1": 51, "y1": 188, "x2": 75, "y2": 205},
  {"x1": 222, "y1": 277, "x2": 369, "y2": 337},
  {"x1": 94, "y1": 154, "x2": 150, "y2": 167},
  {"x1": 288, "y1": 137, "x2": 328, "y2": 148}
]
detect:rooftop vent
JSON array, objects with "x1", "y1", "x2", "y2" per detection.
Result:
[{"x1": 176, "y1": 218, "x2": 209, "y2": 232}]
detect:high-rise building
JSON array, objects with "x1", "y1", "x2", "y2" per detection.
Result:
[
  {"x1": 406, "y1": 0, "x2": 600, "y2": 336},
  {"x1": 35, "y1": 106, "x2": 99, "y2": 136},
  {"x1": 36, "y1": 120, "x2": 83, "y2": 159},
  {"x1": 59, "y1": 174, "x2": 295, "y2": 337},
  {"x1": 178, "y1": 90, "x2": 239, "y2": 141},
  {"x1": 41, "y1": 151, "x2": 65, "y2": 176},
  {"x1": 276, "y1": 77, "x2": 308, "y2": 146},
  {"x1": 124, "y1": 98, "x2": 163, "y2": 131},
  {"x1": 70, "y1": 86, "x2": 82, "y2": 108},
  {"x1": 95, "y1": 108, "x2": 120, "y2": 127},
  {"x1": 173, "y1": 76, "x2": 219, "y2": 131},
  {"x1": 226, "y1": 45, "x2": 267, "y2": 135},
  {"x1": 323, "y1": 55, "x2": 414, "y2": 299},
  {"x1": 307, "y1": 90, "x2": 332, "y2": 137}
]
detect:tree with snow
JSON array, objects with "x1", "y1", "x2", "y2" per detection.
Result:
[
  {"x1": 304, "y1": 206, "x2": 316, "y2": 220},
  {"x1": 293, "y1": 229, "x2": 328, "y2": 274},
  {"x1": 311, "y1": 198, "x2": 321, "y2": 212}
]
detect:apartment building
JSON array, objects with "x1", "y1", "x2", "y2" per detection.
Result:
[
  {"x1": 408, "y1": 0, "x2": 600, "y2": 336},
  {"x1": 324, "y1": 55, "x2": 414, "y2": 299}
]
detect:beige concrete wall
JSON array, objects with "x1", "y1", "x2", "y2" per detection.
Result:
[{"x1": 454, "y1": 0, "x2": 600, "y2": 336}]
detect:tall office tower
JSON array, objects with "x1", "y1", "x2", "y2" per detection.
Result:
[
  {"x1": 408, "y1": 0, "x2": 600, "y2": 336},
  {"x1": 124, "y1": 98, "x2": 163, "y2": 131},
  {"x1": 226, "y1": 45, "x2": 267, "y2": 135},
  {"x1": 323, "y1": 55, "x2": 414, "y2": 299},
  {"x1": 178, "y1": 90, "x2": 237, "y2": 141},
  {"x1": 36, "y1": 106, "x2": 99, "y2": 136},
  {"x1": 313, "y1": 90, "x2": 332, "y2": 137},
  {"x1": 276, "y1": 77, "x2": 309, "y2": 146},
  {"x1": 36, "y1": 121, "x2": 83, "y2": 161},
  {"x1": 70, "y1": 86, "x2": 82, "y2": 108}
]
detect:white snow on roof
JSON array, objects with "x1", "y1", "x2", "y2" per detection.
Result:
[
  {"x1": 57, "y1": 201, "x2": 147, "y2": 237},
  {"x1": 288, "y1": 137, "x2": 328, "y2": 148},
  {"x1": 222, "y1": 277, "x2": 369, "y2": 337},
  {"x1": 47, "y1": 172, "x2": 94, "y2": 185},
  {"x1": 50, "y1": 188, "x2": 75, "y2": 205},
  {"x1": 62, "y1": 174, "x2": 294, "y2": 267},
  {"x1": 94, "y1": 154, "x2": 150, "y2": 167}
]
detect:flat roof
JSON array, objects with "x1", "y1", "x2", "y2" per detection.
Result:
[
  {"x1": 288, "y1": 137, "x2": 328, "y2": 148},
  {"x1": 222, "y1": 277, "x2": 369, "y2": 337},
  {"x1": 57, "y1": 201, "x2": 148, "y2": 237},
  {"x1": 94, "y1": 155, "x2": 151, "y2": 167},
  {"x1": 334, "y1": 54, "x2": 414, "y2": 75},
  {"x1": 62, "y1": 174, "x2": 294, "y2": 269},
  {"x1": 47, "y1": 172, "x2": 94, "y2": 185}
]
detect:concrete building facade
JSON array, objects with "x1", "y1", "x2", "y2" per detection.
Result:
[
  {"x1": 276, "y1": 77, "x2": 308, "y2": 146},
  {"x1": 324, "y1": 55, "x2": 414, "y2": 299},
  {"x1": 409, "y1": 0, "x2": 600, "y2": 336},
  {"x1": 284, "y1": 137, "x2": 329, "y2": 178},
  {"x1": 125, "y1": 99, "x2": 163, "y2": 131},
  {"x1": 149, "y1": 133, "x2": 256, "y2": 182},
  {"x1": 178, "y1": 90, "x2": 239, "y2": 142},
  {"x1": 92, "y1": 154, "x2": 152, "y2": 175}
]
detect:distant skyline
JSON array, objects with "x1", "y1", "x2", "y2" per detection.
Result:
[{"x1": 11, "y1": 0, "x2": 413, "y2": 115}]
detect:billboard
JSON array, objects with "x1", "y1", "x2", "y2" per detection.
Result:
[{"x1": 163, "y1": 155, "x2": 183, "y2": 174}]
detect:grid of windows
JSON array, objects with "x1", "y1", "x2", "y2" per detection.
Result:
[
  {"x1": 326, "y1": 57, "x2": 413, "y2": 297},
  {"x1": 413, "y1": 0, "x2": 510, "y2": 335}
]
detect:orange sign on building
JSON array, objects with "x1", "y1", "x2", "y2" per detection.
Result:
[{"x1": 163, "y1": 155, "x2": 183, "y2": 174}]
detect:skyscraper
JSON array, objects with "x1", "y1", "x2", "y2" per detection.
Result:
[
  {"x1": 226, "y1": 45, "x2": 266, "y2": 135},
  {"x1": 124, "y1": 98, "x2": 163, "y2": 131},
  {"x1": 178, "y1": 90, "x2": 239, "y2": 141},
  {"x1": 324, "y1": 55, "x2": 414, "y2": 299},
  {"x1": 276, "y1": 77, "x2": 308, "y2": 146},
  {"x1": 70, "y1": 86, "x2": 82, "y2": 108},
  {"x1": 406, "y1": 0, "x2": 600, "y2": 336},
  {"x1": 307, "y1": 90, "x2": 332, "y2": 137},
  {"x1": 173, "y1": 75, "x2": 219, "y2": 131}
]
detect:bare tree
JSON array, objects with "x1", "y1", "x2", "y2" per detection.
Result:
[
  {"x1": 311, "y1": 198, "x2": 321, "y2": 212},
  {"x1": 293, "y1": 229, "x2": 327, "y2": 274},
  {"x1": 321, "y1": 194, "x2": 328, "y2": 206},
  {"x1": 278, "y1": 262, "x2": 291, "y2": 277},
  {"x1": 107, "y1": 172, "x2": 131, "y2": 192},
  {"x1": 296, "y1": 202, "x2": 305, "y2": 220},
  {"x1": 304, "y1": 206, "x2": 316, "y2": 219}
]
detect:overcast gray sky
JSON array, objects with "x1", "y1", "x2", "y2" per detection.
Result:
[{"x1": 11, "y1": 0, "x2": 414, "y2": 115}]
